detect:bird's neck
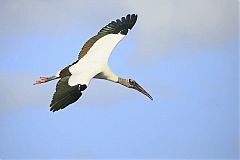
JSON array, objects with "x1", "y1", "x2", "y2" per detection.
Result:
[{"x1": 118, "y1": 77, "x2": 130, "y2": 88}]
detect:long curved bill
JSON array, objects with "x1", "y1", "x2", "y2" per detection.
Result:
[{"x1": 133, "y1": 81, "x2": 153, "y2": 100}]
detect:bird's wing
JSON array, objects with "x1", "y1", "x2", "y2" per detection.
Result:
[
  {"x1": 58, "y1": 14, "x2": 138, "y2": 78},
  {"x1": 50, "y1": 75, "x2": 88, "y2": 112},
  {"x1": 77, "y1": 14, "x2": 138, "y2": 61}
]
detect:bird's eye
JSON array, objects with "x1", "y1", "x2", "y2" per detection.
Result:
[{"x1": 129, "y1": 79, "x2": 135, "y2": 85}]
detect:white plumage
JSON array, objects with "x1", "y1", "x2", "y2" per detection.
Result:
[{"x1": 68, "y1": 33, "x2": 125, "y2": 86}]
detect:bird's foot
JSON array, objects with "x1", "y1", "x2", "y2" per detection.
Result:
[{"x1": 33, "y1": 76, "x2": 49, "y2": 85}]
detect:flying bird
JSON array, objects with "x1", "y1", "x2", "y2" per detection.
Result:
[{"x1": 34, "y1": 14, "x2": 153, "y2": 112}]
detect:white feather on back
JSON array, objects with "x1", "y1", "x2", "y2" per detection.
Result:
[{"x1": 68, "y1": 33, "x2": 125, "y2": 86}]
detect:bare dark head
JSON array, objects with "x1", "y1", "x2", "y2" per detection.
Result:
[{"x1": 128, "y1": 79, "x2": 153, "y2": 100}]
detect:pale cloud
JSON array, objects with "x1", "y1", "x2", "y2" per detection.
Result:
[
  {"x1": 1, "y1": 0, "x2": 237, "y2": 37},
  {"x1": 0, "y1": 0, "x2": 124, "y2": 34},
  {"x1": 0, "y1": 74, "x2": 50, "y2": 112},
  {"x1": 121, "y1": 0, "x2": 238, "y2": 61},
  {"x1": 0, "y1": 0, "x2": 237, "y2": 57}
]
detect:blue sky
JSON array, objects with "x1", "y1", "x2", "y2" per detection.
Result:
[{"x1": 0, "y1": 0, "x2": 238, "y2": 159}]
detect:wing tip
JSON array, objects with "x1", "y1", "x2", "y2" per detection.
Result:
[
  {"x1": 122, "y1": 13, "x2": 138, "y2": 30},
  {"x1": 98, "y1": 14, "x2": 138, "y2": 35}
]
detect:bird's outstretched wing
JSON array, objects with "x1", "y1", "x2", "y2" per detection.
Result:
[
  {"x1": 50, "y1": 76, "x2": 87, "y2": 112},
  {"x1": 78, "y1": 14, "x2": 138, "y2": 60}
]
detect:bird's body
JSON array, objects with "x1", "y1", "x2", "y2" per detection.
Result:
[{"x1": 34, "y1": 14, "x2": 153, "y2": 112}]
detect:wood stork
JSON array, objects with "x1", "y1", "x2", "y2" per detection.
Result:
[{"x1": 34, "y1": 14, "x2": 153, "y2": 112}]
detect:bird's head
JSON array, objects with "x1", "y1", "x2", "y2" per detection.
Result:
[{"x1": 128, "y1": 79, "x2": 153, "y2": 100}]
